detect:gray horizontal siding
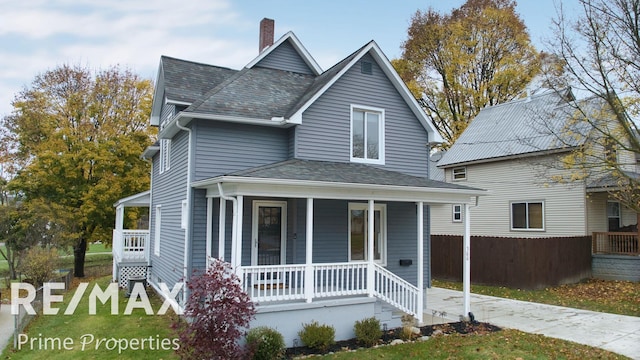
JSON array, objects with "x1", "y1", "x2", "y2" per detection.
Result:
[
  {"x1": 193, "y1": 121, "x2": 289, "y2": 181},
  {"x1": 295, "y1": 53, "x2": 430, "y2": 177},
  {"x1": 255, "y1": 40, "x2": 315, "y2": 75},
  {"x1": 149, "y1": 129, "x2": 188, "y2": 288},
  {"x1": 191, "y1": 189, "x2": 207, "y2": 270}
]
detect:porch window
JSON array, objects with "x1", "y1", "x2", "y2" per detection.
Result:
[
  {"x1": 159, "y1": 139, "x2": 171, "y2": 174},
  {"x1": 348, "y1": 203, "x2": 386, "y2": 264},
  {"x1": 607, "y1": 201, "x2": 621, "y2": 231},
  {"x1": 452, "y1": 204, "x2": 463, "y2": 222},
  {"x1": 510, "y1": 201, "x2": 544, "y2": 231},
  {"x1": 350, "y1": 105, "x2": 384, "y2": 164}
]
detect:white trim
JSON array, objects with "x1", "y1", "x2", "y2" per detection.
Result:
[
  {"x1": 452, "y1": 204, "x2": 463, "y2": 222},
  {"x1": 251, "y1": 200, "x2": 287, "y2": 267},
  {"x1": 195, "y1": 176, "x2": 486, "y2": 204},
  {"x1": 218, "y1": 198, "x2": 226, "y2": 260},
  {"x1": 350, "y1": 104, "x2": 385, "y2": 165},
  {"x1": 452, "y1": 167, "x2": 467, "y2": 181},
  {"x1": 245, "y1": 31, "x2": 322, "y2": 75},
  {"x1": 348, "y1": 202, "x2": 387, "y2": 265},
  {"x1": 510, "y1": 200, "x2": 545, "y2": 231},
  {"x1": 159, "y1": 139, "x2": 171, "y2": 174},
  {"x1": 154, "y1": 205, "x2": 161, "y2": 256},
  {"x1": 158, "y1": 112, "x2": 294, "y2": 139},
  {"x1": 181, "y1": 199, "x2": 188, "y2": 229}
]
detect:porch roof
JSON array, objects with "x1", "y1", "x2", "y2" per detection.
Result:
[
  {"x1": 192, "y1": 159, "x2": 486, "y2": 203},
  {"x1": 586, "y1": 171, "x2": 640, "y2": 192},
  {"x1": 113, "y1": 190, "x2": 150, "y2": 208}
]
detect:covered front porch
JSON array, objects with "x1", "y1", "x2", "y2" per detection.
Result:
[
  {"x1": 192, "y1": 159, "x2": 486, "y2": 324},
  {"x1": 112, "y1": 191, "x2": 150, "y2": 287}
]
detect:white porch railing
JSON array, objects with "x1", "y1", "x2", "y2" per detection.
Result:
[
  {"x1": 234, "y1": 261, "x2": 420, "y2": 318},
  {"x1": 113, "y1": 229, "x2": 149, "y2": 263}
]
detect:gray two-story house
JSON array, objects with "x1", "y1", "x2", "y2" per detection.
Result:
[{"x1": 112, "y1": 19, "x2": 485, "y2": 345}]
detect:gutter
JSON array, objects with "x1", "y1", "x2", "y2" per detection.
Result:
[{"x1": 175, "y1": 118, "x2": 192, "y2": 305}]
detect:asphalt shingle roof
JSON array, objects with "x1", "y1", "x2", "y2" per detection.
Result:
[
  {"x1": 228, "y1": 159, "x2": 481, "y2": 191},
  {"x1": 161, "y1": 56, "x2": 238, "y2": 105}
]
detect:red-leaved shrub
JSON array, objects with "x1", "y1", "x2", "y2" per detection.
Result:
[{"x1": 173, "y1": 258, "x2": 256, "y2": 359}]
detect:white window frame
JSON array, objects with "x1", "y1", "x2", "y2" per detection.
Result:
[
  {"x1": 154, "y1": 205, "x2": 161, "y2": 256},
  {"x1": 452, "y1": 167, "x2": 467, "y2": 181},
  {"x1": 510, "y1": 200, "x2": 545, "y2": 231},
  {"x1": 452, "y1": 204, "x2": 463, "y2": 222},
  {"x1": 348, "y1": 203, "x2": 387, "y2": 265},
  {"x1": 607, "y1": 201, "x2": 621, "y2": 231},
  {"x1": 181, "y1": 200, "x2": 188, "y2": 230},
  {"x1": 251, "y1": 200, "x2": 288, "y2": 267},
  {"x1": 350, "y1": 104, "x2": 385, "y2": 165},
  {"x1": 159, "y1": 139, "x2": 171, "y2": 174}
]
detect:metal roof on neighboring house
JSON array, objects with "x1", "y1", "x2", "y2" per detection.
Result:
[{"x1": 438, "y1": 89, "x2": 592, "y2": 168}]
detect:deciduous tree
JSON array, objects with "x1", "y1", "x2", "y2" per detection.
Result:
[
  {"x1": 396, "y1": 0, "x2": 540, "y2": 148},
  {"x1": 2, "y1": 64, "x2": 154, "y2": 277}
]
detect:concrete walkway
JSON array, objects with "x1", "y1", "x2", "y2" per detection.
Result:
[{"x1": 425, "y1": 287, "x2": 640, "y2": 360}]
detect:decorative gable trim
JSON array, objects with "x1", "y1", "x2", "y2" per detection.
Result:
[
  {"x1": 288, "y1": 41, "x2": 443, "y2": 143},
  {"x1": 150, "y1": 59, "x2": 165, "y2": 126},
  {"x1": 245, "y1": 31, "x2": 322, "y2": 75}
]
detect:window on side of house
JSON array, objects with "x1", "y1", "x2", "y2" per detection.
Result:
[
  {"x1": 348, "y1": 203, "x2": 387, "y2": 265},
  {"x1": 510, "y1": 201, "x2": 544, "y2": 231},
  {"x1": 452, "y1": 167, "x2": 467, "y2": 181},
  {"x1": 159, "y1": 139, "x2": 171, "y2": 174},
  {"x1": 452, "y1": 204, "x2": 463, "y2": 222},
  {"x1": 607, "y1": 201, "x2": 621, "y2": 231},
  {"x1": 154, "y1": 205, "x2": 161, "y2": 256},
  {"x1": 350, "y1": 105, "x2": 385, "y2": 165}
]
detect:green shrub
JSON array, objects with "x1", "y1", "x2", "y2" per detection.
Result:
[
  {"x1": 354, "y1": 317, "x2": 382, "y2": 347},
  {"x1": 246, "y1": 326, "x2": 285, "y2": 360},
  {"x1": 298, "y1": 321, "x2": 335, "y2": 352},
  {"x1": 18, "y1": 246, "x2": 59, "y2": 286}
]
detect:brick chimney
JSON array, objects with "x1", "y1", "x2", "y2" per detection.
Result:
[{"x1": 259, "y1": 18, "x2": 275, "y2": 52}]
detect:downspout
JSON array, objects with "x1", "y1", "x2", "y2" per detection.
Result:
[
  {"x1": 176, "y1": 118, "x2": 192, "y2": 305},
  {"x1": 462, "y1": 195, "x2": 480, "y2": 321},
  {"x1": 217, "y1": 183, "x2": 238, "y2": 269}
]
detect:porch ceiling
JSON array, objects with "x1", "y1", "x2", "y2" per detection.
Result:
[{"x1": 192, "y1": 159, "x2": 486, "y2": 204}]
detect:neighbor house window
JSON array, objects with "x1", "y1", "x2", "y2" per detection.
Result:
[
  {"x1": 452, "y1": 167, "x2": 467, "y2": 181},
  {"x1": 452, "y1": 204, "x2": 463, "y2": 222},
  {"x1": 159, "y1": 139, "x2": 171, "y2": 174},
  {"x1": 511, "y1": 201, "x2": 544, "y2": 230},
  {"x1": 351, "y1": 105, "x2": 385, "y2": 164},
  {"x1": 154, "y1": 205, "x2": 162, "y2": 256},
  {"x1": 607, "y1": 201, "x2": 621, "y2": 231},
  {"x1": 348, "y1": 203, "x2": 386, "y2": 264}
]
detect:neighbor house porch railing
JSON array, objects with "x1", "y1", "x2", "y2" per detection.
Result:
[
  {"x1": 113, "y1": 229, "x2": 149, "y2": 262},
  {"x1": 592, "y1": 232, "x2": 639, "y2": 255},
  {"x1": 234, "y1": 261, "x2": 421, "y2": 318}
]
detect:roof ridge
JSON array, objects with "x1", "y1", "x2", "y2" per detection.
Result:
[{"x1": 161, "y1": 55, "x2": 237, "y2": 71}]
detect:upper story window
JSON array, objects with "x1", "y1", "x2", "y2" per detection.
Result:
[
  {"x1": 159, "y1": 139, "x2": 171, "y2": 174},
  {"x1": 351, "y1": 105, "x2": 385, "y2": 165},
  {"x1": 452, "y1": 167, "x2": 467, "y2": 181},
  {"x1": 604, "y1": 138, "x2": 618, "y2": 165},
  {"x1": 511, "y1": 200, "x2": 544, "y2": 231}
]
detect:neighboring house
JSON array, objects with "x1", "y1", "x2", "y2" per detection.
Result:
[
  {"x1": 112, "y1": 19, "x2": 485, "y2": 345},
  {"x1": 430, "y1": 89, "x2": 639, "y2": 282}
]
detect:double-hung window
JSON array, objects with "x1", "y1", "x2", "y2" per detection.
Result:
[
  {"x1": 351, "y1": 105, "x2": 384, "y2": 164},
  {"x1": 607, "y1": 201, "x2": 621, "y2": 231},
  {"x1": 510, "y1": 201, "x2": 544, "y2": 231},
  {"x1": 452, "y1": 204, "x2": 463, "y2": 222}
]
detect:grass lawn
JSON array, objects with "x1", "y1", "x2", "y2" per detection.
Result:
[
  {"x1": 321, "y1": 329, "x2": 627, "y2": 359},
  {"x1": 432, "y1": 278, "x2": 640, "y2": 317},
  {"x1": 2, "y1": 275, "x2": 179, "y2": 360}
]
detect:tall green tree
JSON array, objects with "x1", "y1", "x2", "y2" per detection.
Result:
[
  {"x1": 2, "y1": 64, "x2": 154, "y2": 277},
  {"x1": 543, "y1": 0, "x2": 640, "y2": 213},
  {"x1": 396, "y1": 0, "x2": 540, "y2": 148}
]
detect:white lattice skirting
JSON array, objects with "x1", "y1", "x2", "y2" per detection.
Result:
[{"x1": 118, "y1": 265, "x2": 148, "y2": 288}]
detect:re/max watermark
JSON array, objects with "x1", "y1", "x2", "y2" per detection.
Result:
[{"x1": 10, "y1": 281, "x2": 184, "y2": 315}]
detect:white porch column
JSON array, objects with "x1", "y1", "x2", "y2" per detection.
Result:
[
  {"x1": 206, "y1": 197, "x2": 213, "y2": 262},
  {"x1": 234, "y1": 195, "x2": 244, "y2": 279},
  {"x1": 218, "y1": 199, "x2": 226, "y2": 260},
  {"x1": 367, "y1": 199, "x2": 375, "y2": 297},
  {"x1": 305, "y1": 198, "x2": 314, "y2": 303},
  {"x1": 115, "y1": 205, "x2": 124, "y2": 232},
  {"x1": 463, "y1": 203, "x2": 471, "y2": 318},
  {"x1": 417, "y1": 201, "x2": 424, "y2": 324}
]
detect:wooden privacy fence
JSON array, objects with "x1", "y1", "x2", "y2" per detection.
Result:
[{"x1": 431, "y1": 235, "x2": 592, "y2": 289}]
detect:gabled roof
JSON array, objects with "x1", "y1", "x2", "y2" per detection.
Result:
[
  {"x1": 155, "y1": 32, "x2": 442, "y2": 143},
  {"x1": 438, "y1": 89, "x2": 591, "y2": 168},
  {"x1": 246, "y1": 31, "x2": 322, "y2": 75}
]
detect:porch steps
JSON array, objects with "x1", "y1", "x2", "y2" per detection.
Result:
[{"x1": 375, "y1": 300, "x2": 404, "y2": 329}]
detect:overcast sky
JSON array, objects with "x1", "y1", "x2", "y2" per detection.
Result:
[{"x1": 0, "y1": 0, "x2": 579, "y2": 117}]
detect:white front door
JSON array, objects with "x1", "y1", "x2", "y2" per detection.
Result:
[{"x1": 252, "y1": 201, "x2": 287, "y2": 267}]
